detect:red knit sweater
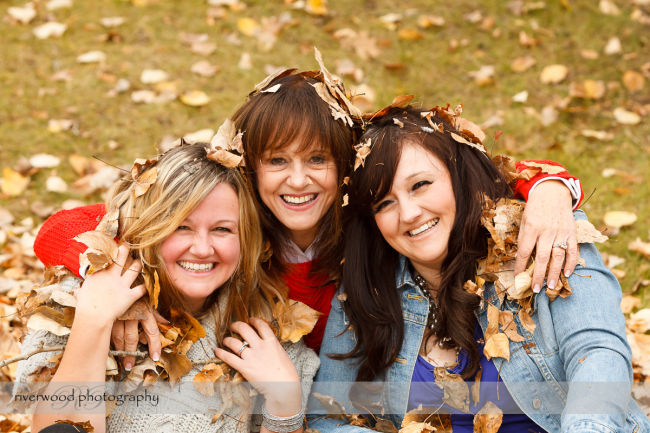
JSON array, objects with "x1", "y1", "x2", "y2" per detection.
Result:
[{"x1": 33, "y1": 161, "x2": 582, "y2": 352}]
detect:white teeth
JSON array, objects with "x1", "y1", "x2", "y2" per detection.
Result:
[
  {"x1": 409, "y1": 218, "x2": 439, "y2": 236},
  {"x1": 282, "y1": 194, "x2": 316, "y2": 204},
  {"x1": 177, "y1": 261, "x2": 215, "y2": 272}
]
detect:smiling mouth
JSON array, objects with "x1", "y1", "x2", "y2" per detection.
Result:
[
  {"x1": 177, "y1": 261, "x2": 215, "y2": 272},
  {"x1": 408, "y1": 218, "x2": 440, "y2": 236},
  {"x1": 281, "y1": 194, "x2": 317, "y2": 205}
]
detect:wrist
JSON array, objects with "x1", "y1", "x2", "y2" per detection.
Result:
[
  {"x1": 263, "y1": 381, "x2": 302, "y2": 416},
  {"x1": 72, "y1": 310, "x2": 114, "y2": 333}
]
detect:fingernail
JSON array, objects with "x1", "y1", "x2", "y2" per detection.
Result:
[
  {"x1": 547, "y1": 280, "x2": 555, "y2": 290},
  {"x1": 564, "y1": 270, "x2": 571, "y2": 277},
  {"x1": 152, "y1": 353, "x2": 160, "y2": 362},
  {"x1": 124, "y1": 362, "x2": 132, "y2": 371},
  {"x1": 533, "y1": 284, "x2": 541, "y2": 294}
]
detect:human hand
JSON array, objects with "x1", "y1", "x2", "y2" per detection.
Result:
[
  {"x1": 111, "y1": 308, "x2": 167, "y2": 370},
  {"x1": 75, "y1": 245, "x2": 147, "y2": 327},
  {"x1": 514, "y1": 180, "x2": 578, "y2": 293},
  {"x1": 215, "y1": 318, "x2": 301, "y2": 416}
]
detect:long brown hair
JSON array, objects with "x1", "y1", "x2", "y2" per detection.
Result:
[
  {"x1": 339, "y1": 106, "x2": 512, "y2": 380},
  {"x1": 231, "y1": 73, "x2": 356, "y2": 281},
  {"x1": 105, "y1": 143, "x2": 285, "y2": 343}
]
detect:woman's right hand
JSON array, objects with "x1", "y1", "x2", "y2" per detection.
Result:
[{"x1": 75, "y1": 245, "x2": 147, "y2": 326}]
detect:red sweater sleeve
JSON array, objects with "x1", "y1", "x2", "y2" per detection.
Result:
[
  {"x1": 34, "y1": 204, "x2": 106, "y2": 277},
  {"x1": 513, "y1": 159, "x2": 583, "y2": 208}
]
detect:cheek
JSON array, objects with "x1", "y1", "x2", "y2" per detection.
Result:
[
  {"x1": 221, "y1": 237, "x2": 241, "y2": 268},
  {"x1": 255, "y1": 170, "x2": 275, "y2": 205},
  {"x1": 160, "y1": 234, "x2": 183, "y2": 264}
]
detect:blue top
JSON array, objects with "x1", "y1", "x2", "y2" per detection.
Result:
[
  {"x1": 409, "y1": 338, "x2": 543, "y2": 432},
  {"x1": 309, "y1": 211, "x2": 650, "y2": 433}
]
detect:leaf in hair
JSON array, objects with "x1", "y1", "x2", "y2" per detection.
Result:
[
  {"x1": 253, "y1": 67, "x2": 295, "y2": 93},
  {"x1": 261, "y1": 83, "x2": 281, "y2": 93},
  {"x1": 96, "y1": 207, "x2": 119, "y2": 238},
  {"x1": 133, "y1": 167, "x2": 157, "y2": 198},
  {"x1": 391, "y1": 94, "x2": 414, "y2": 108},
  {"x1": 75, "y1": 231, "x2": 119, "y2": 275},
  {"x1": 354, "y1": 138, "x2": 372, "y2": 171},
  {"x1": 131, "y1": 157, "x2": 158, "y2": 180}
]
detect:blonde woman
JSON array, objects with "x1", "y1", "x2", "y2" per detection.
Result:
[{"x1": 16, "y1": 143, "x2": 319, "y2": 433}]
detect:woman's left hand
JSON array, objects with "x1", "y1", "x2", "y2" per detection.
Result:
[
  {"x1": 514, "y1": 180, "x2": 578, "y2": 294},
  {"x1": 215, "y1": 318, "x2": 301, "y2": 416}
]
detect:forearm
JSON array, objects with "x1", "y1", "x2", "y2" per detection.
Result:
[{"x1": 32, "y1": 315, "x2": 112, "y2": 433}]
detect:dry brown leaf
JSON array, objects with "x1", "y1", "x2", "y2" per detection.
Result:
[
  {"x1": 399, "y1": 422, "x2": 434, "y2": 433},
  {"x1": 433, "y1": 367, "x2": 469, "y2": 412},
  {"x1": 518, "y1": 308, "x2": 536, "y2": 334},
  {"x1": 1, "y1": 168, "x2": 30, "y2": 196},
  {"x1": 581, "y1": 129, "x2": 614, "y2": 141},
  {"x1": 510, "y1": 56, "x2": 536, "y2": 73},
  {"x1": 576, "y1": 219, "x2": 608, "y2": 243},
  {"x1": 398, "y1": 29, "x2": 424, "y2": 40},
  {"x1": 417, "y1": 15, "x2": 445, "y2": 28},
  {"x1": 54, "y1": 420, "x2": 94, "y2": 433},
  {"x1": 143, "y1": 270, "x2": 160, "y2": 309},
  {"x1": 77, "y1": 51, "x2": 106, "y2": 64},
  {"x1": 471, "y1": 366, "x2": 482, "y2": 407},
  {"x1": 122, "y1": 357, "x2": 158, "y2": 392},
  {"x1": 33, "y1": 22, "x2": 67, "y2": 39},
  {"x1": 180, "y1": 90, "x2": 210, "y2": 107},
  {"x1": 169, "y1": 307, "x2": 206, "y2": 346},
  {"x1": 483, "y1": 333, "x2": 510, "y2": 361},
  {"x1": 133, "y1": 167, "x2": 158, "y2": 198},
  {"x1": 629, "y1": 238, "x2": 650, "y2": 259},
  {"x1": 629, "y1": 309, "x2": 650, "y2": 333},
  {"x1": 26, "y1": 312, "x2": 70, "y2": 336},
  {"x1": 521, "y1": 161, "x2": 566, "y2": 175},
  {"x1": 473, "y1": 401, "x2": 503, "y2": 433},
  {"x1": 311, "y1": 392, "x2": 347, "y2": 419},
  {"x1": 603, "y1": 211, "x2": 637, "y2": 229},
  {"x1": 569, "y1": 80, "x2": 606, "y2": 99},
  {"x1": 159, "y1": 351, "x2": 192, "y2": 385},
  {"x1": 374, "y1": 419, "x2": 398, "y2": 433},
  {"x1": 621, "y1": 296, "x2": 642, "y2": 314},
  {"x1": 354, "y1": 138, "x2": 373, "y2": 171},
  {"x1": 540, "y1": 64, "x2": 568, "y2": 84},
  {"x1": 499, "y1": 310, "x2": 525, "y2": 342},
  {"x1": 613, "y1": 108, "x2": 641, "y2": 125},
  {"x1": 485, "y1": 303, "x2": 499, "y2": 341},
  {"x1": 119, "y1": 298, "x2": 152, "y2": 321},
  {"x1": 74, "y1": 231, "x2": 119, "y2": 274},
  {"x1": 191, "y1": 61, "x2": 219, "y2": 77},
  {"x1": 140, "y1": 69, "x2": 169, "y2": 84},
  {"x1": 273, "y1": 300, "x2": 320, "y2": 343},
  {"x1": 193, "y1": 363, "x2": 226, "y2": 396},
  {"x1": 623, "y1": 70, "x2": 645, "y2": 92},
  {"x1": 206, "y1": 149, "x2": 243, "y2": 168}
]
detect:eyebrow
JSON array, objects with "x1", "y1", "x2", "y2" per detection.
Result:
[{"x1": 404, "y1": 171, "x2": 431, "y2": 180}]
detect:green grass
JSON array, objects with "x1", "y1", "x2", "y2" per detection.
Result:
[{"x1": 1, "y1": 0, "x2": 648, "y2": 301}]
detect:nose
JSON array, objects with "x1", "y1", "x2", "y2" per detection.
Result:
[
  {"x1": 189, "y1": 231, "x2": 214, "y2": 257},
  {"x1": 286, "y1": 161, "x2": 310, "y2": 189},
  {"x1": 399, "y1": 197, "x2": 422, "y2": 224}
]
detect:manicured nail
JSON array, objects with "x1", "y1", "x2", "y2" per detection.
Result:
[
  {"x1": 565, "y1": 270, "x2": 571, "y2": 277},
  {"x1": 533, "y1": 284, "x2": 541, "y2": 294},
  {"x1": 547, "y1": 280, "x2": 555, "y2": 290},
  {"x1": 124, "y1": 362, "x2": 132, "y2": 371},
  {"x1": 152, "y1": 352, "x2": 160, "y2": 362}
]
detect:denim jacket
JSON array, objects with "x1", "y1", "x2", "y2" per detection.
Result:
[{"x1": 309, "y1": 211, "x2": 650, "y2": 433}]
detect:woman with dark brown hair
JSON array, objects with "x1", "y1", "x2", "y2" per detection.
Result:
[{"x1": 310, "y1": 106, "x2": 649, "y2": 432}]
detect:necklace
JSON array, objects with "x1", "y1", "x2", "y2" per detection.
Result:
[{"x1": 413, "y1": 272, "x2": 440, "y2": 331}]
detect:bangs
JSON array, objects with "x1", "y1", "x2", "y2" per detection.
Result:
[{"x1": 237, "y1": 74, "x2": 345, "y2": 165}]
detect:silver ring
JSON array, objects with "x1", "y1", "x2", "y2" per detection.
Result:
[
  {"x1": 553, "y1": 240, "x2": 568, "y2": 250},
  {"x1": 237, "y1": 341, "x2": 249, "y2": 357}
]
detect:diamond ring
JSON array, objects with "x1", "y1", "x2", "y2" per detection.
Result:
[
  {"x1": 553, "y1": 240, "x2": 568, "y2": 250},
  {"x1": 238, "y1": 341, "x2": 250, "y2": 357}
]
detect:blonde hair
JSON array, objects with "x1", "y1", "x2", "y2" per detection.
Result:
[{"x1": 106, "y1": 143, "x2": 285, "y2": 342}]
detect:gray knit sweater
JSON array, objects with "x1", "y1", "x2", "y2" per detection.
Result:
[{"x1": 14, "y1": 277, "x2": 320, "y2": 433}]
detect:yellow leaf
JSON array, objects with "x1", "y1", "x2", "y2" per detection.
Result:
[
  {"x1": 305, "y1": 0, "x2": 328, "y2": 16},
  {"x1": 1, "y1": 168, "x2": 30, "y2": 196},
  {"x1": 193, "y1": 363, "x2": 226, "y2": 396},
  {"x1": 417, "y1": 15, "x2": 445, "y2": 28},
  {"x1": 623, "y1": 71, "x2": 645, "y2": 92},
  {"x1": 569, "y1": 80, "x2": 606, "y2": 99},
  {"x1": 273, "y1": 300, "x2": 321, "y2": 343},
  {"x1": 398, "y1": 29, "x2": 424, "y2": 40},
  {"x1": 237, "y1": 17, "x2": 260, "y2": 36},
  {"x1": 473, "y1": 401, "x2": 503, "y2": 433},
  {"x1": 540, "y1": 64, "x2": 568, "y2": 84},
  {"x1": 483, "y1": 333, "x2": 510, "y2": 361},
  {"x1": 603, "y1": 211, "x2": 637, "y2": 229},
  {"x1": 180, "y1": 90, "x2": 210, "y2": 107}
]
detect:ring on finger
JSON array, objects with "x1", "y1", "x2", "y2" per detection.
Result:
[
  {"x1": 237, "y1": 341, "x2": 250, "y2": 357},
  {"x1": 552, "y1": 240, "x2": 568, "y2": 250}
]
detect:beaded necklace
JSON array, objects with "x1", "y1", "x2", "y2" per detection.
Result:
[{"x1": 413, "y1": 272, "x2": 440, "y2": 331}]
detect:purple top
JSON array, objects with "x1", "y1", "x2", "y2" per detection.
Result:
[{"x1": 408, "y1": 332, "x2": 546, "y2": 433}]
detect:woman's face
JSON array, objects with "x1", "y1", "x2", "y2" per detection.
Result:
[
  {"x1": 161, "y1": 183, "x2": 241, "y2": 313},
  {"x1": 256, "y1": 140, "x2": 338, "y2": 250},
  {"x1": 373, "y1": 142, "x2": 456, "y2": 275}
]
